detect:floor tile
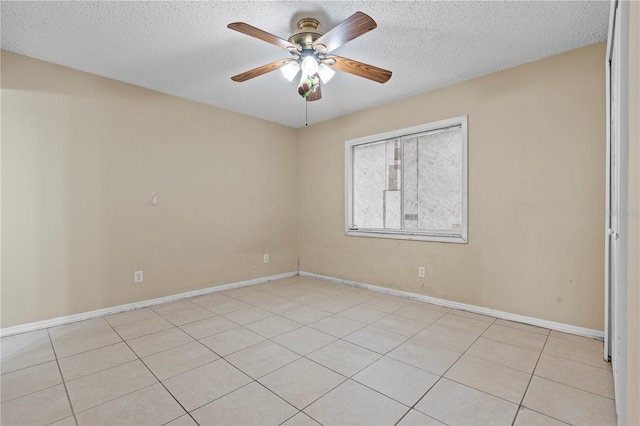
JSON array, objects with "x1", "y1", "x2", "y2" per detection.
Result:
[
  {"x1": 444, "y1": 354, "x2": 531, "y2": 403},
  {"x1": 259, "y1": 358, "x2": 345, "y2": 409},
  {"x1": 222, "y1": 306, "x2": 273, "y2": 325},
  {"x1": 449, "y1": 309, "x2": 496, "y2": 323},
  {"x1": 272, "y1": 327, "x2": 336, "y2": 355},
  {"x1": 307, "y1": 340, "x2": 380, "y2": 377},
  {"x1": 353, "y1": 356, "x2": 438, "y2": 406},
  {"x1": 75, "y1": 383, "x2": 184, "y2": 425},
  {"x1": 433, "y1": 313, "x2": 491, "y2": 335},
  {"x1": 343, "y1": 326, "x2": 407, "y2": 354},
  {"x1": 513, "y1": 407, "x2": 569, "y2": 425},
  {"x1": 195, "y1": 298, "x2": 251, "y2": 315},
  {"x1": 126, "y1": 327, "x2": 194, "y2": 358},
  {"x1": 113, "y1": 316, "x2": 174, "y2": 341},
  {"x1": 338, "y1": 305, "x2": 388, "y2": 323},
  {"x1": 549, "y1": 330, "x2": 599, "y2": 343},
  {"x1": 235, "y1": 291, "x2": 281, "y2": 307},
  {"x1": 397, "y1": 409, "x2": 444, "y2": 425},
  {"x1": 522, "y1": 376, "x2": 617, "y2": 425},
  {"x1": 225, "y1": 340, "x2": 300, "y2": 379},
  {"x1": 191, "y1": 382, "x2": 297, "y2": 426},
  {"x1": 543, "y1": 336, "x2": 610, "y2": 369},
  {"x1": 309, "y1": 296, "x2": 358, "y2": 313},
  {"x1": 482, "y1": 323, "x2": 547, "y2": 351},
  {"x1": 0, "y1": 384, "x2": 72, "y2": 426},
  {"x1": 49, "y1": 416, "x2": 77, "y2": 425},
  {"x1": 51, "y1": 327, "x2": 123, "y2": 359},
  {"x1": 307, "y1": 315, "x2": 365, "y2": 338},
  {"x1": 150, "y1": 300, "x2": 198, "y2": 315},
  {"x1": 0, "y1": 277, "x2": 617, "y2": 426},
  {"x1": 49, "y1": 318, "x2": 111, "y2": 341},
  {"x1": 393, "y1": 303, "x2": 446, "y2": 324},
  {"x1": 304, "y1": 379, "x2": 407, "y2": 426},
  {"x1": 281, "y1": 412, "x2": 321, "y2": 425},
  {"x1": 414, "y1": 323, "x2": 479, "y2": 352},
  {"x1": 363, "y1": 295, "x2": 410, "y2": 313},
  {"x1": 244, "y1": 315, "x2": 301, "y2": 338},
  {"x1": 222, "y1": 286, "x2": 264, "y2": 298},
  {"x1": 142, "y1": 341, "x2": 218, "y2": 380},
  {"x1": 179, "y1": 316, "x2": 237, "y2": 339},
  {"x1": 415, "y1": 378, "x2": 518, "y2": 425},
  {"x1": 66, "y1": 359, "x2": 157, "y2": 412},
  {"x1": 189, "y1": 292, "x2": 233, "y2": 308},
  {"x1": 371, "y1": 314, "x2": 426, "y2": 337},
  {"x1": 0, "y1": 330, "x2": 55, "y2": 374},
  {"x1": 162, "y1": 359, "x2": 251, "y2": 412},
  {"x1": 494, "y1": 319, "x2": 550, "y2": 336},
  {"x1": 161, "y1": 307, "x2": 216, "y2": 326},
  {"x1": 58, "y1": 342, "x2": 137, "y2": 381},
  {"x1": 281, "y1": 306, "x2": 331, "y2": 324},
  {"x1": 199, "y1": 327, "x2": 265, "y2": 356},
  {"x1": 388, "y1": 338, "x2": 461, "y2": 375},
  {"x1": 164, "y1": 414, "x2": 198, "y2": 425},
  {"x1": 467, "y1": 337, "x2": 540, "y2": 373},
  {"x1": 534, "y1": 353, "x2": 614, "y2": 399},
  {"x1": 104, "y1": 308, "x2": 160, "y2": 327},
  {"x1": 1, "y1": 360, "x2": 61, "y2": 402}
]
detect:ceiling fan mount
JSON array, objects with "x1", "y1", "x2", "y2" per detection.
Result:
[
  {"x1": 228, "y1": 12, "x2": 392, "y2": 102},
  {"x1": 288, "y1": 18, "x2": 322, "y2": 51}
]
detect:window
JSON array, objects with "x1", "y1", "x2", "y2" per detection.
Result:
[{"x1": 345, "y1": 116, "x2": 468, "y2": 243}]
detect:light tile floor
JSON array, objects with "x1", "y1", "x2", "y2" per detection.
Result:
[{"x1": 0, "y1": 276, "x2": 617, "y2": 425}]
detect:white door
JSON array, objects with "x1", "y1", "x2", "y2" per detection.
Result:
[{"x1": 605, "y1": 0, "x2": 628, "y2": 423}]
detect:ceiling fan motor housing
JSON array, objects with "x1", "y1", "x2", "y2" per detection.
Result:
[{"x1": 289, "y1": 18, "x2": 324, "y2": 51}]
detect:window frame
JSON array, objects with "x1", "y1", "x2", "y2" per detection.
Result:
[{"x1": 344, "y1": 115, "x2": 468, "y2": 244}]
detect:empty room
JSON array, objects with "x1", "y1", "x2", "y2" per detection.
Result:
[{"x1": 1, "y1": 1, "x2": 638, "y2": 426}]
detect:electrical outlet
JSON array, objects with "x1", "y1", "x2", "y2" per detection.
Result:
[
  {"x1": 264, "y1": 254, "x2": 269, "y2": 264},
  {"x1": 134, "y1": 270, "x2": 144, "y2": 283},
  {"x1": 418, "y1": 267, "x2": 425, "y2": 278}
]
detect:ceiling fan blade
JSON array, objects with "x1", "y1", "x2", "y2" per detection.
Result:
[
  {"x1": 307, "y1": 78, "x2": 322, "y2": 102},
  {"x1": 231, "y1": 59, "x2": 295, "y2": 82},
  {"x1": 327, "y1": 55, "x2": 392, "y2": 83},
  {"x1": 228, "y1": 22, "x2": 298, "y2": 51},
  {"x1": 312, "y1": 11, "x2": 376, "y2": 53}
]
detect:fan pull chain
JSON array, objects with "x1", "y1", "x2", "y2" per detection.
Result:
[{"x1": 305, "y1": 100, "x2": 308, "y2": 127}]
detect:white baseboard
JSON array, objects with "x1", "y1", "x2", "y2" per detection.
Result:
[
  {"x1": 2, "y1": 269, "x2": 604, "y2": 341},
  {"x1": 299, "y1": 271, "x2": 604, "y2": 340},
  {"x1": 0, "y1": 271, "x2": 298, "y2": 338}
]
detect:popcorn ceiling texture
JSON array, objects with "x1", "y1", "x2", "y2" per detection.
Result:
[{"x1": 1, "y1": 1, "x2": 608, "y2": 128}]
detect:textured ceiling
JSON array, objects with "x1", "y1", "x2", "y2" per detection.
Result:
[{"x1": 1, "y1": 1, "x2": 609, "y2": 128}]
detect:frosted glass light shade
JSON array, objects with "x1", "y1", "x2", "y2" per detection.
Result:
[
  {"x1": 280, "y1": 61, "x2": 300, "y2": 82},
  {"x1": 317, "y1": 63, "x2": 335, "y2": 83}
]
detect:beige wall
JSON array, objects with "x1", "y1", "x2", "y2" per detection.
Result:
[
  {"x1": 626, "y1": 1, "x2": 639, "y2": 424},
  {"x1": 1, "y1": 51, "x2": 298, "y2": 328},
  {"x1": 298, "y1": 43, "x2": 607, "y2": 330},
  {"x1": 1, "y1": 42, "x2": 610, "y2": 334}
]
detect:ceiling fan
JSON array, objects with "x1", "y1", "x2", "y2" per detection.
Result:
[{"x1": 228, "y1": 11, "x2": 392, "y2": 102}]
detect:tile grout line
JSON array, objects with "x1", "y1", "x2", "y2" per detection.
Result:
[
  {"x1": 511, "y1": 331, "x2": 551, "y2": 426},
  {"x1": 528, "y1": 374, "x2": 616, "y2": 401},
  {"x1": 103, "y1": 320, "x2": 202, "y2": 425},
  {"x1": 46, "y1": 329, "x2": 80, "y2": 426},
  {"x1": 402, "y1": 318, "x2": 496, "y2": 424},
  {"x1": 4, "y1": 279, "x2": 611, "y2": 426}
]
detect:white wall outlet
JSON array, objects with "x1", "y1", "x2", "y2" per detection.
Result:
[
  {"x1": 263, "y1": 254, "x2": 269, "y2": 264},
  {"x1": 418, "y1": 267, "x2": 425, "y2": 278},
  {"x1": 134, "y1": 270, "x2": 144, "y2": 283}
]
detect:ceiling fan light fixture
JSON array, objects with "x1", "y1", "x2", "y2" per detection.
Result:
[
  {"x1": 280, "y1": 61, "x2": 300, "y2": 82},
  {"x1": 317, "y1": 63, "x2": 335, "y2": 84},
  {"x1": 300, "y1": 54, "x2": 319, "y2": 77}
]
